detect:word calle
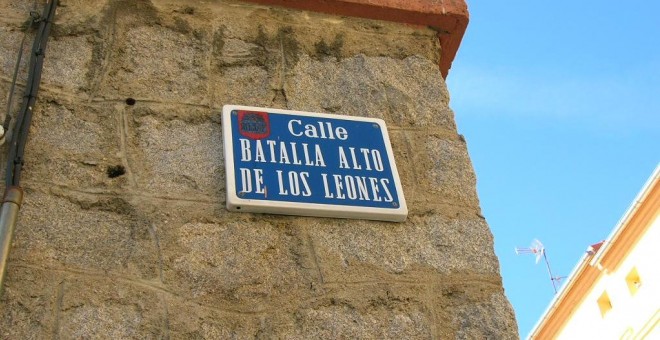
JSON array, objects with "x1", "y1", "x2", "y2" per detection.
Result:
[{"x1": 288, "y1": 119, "x2": 348, "y2": 140}]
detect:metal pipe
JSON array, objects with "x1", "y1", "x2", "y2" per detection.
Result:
[
  {"x1": 0, "y1": 186, "x2": 24, "y2": 295},
  {"x1": 542, "y1": 250, "x2": 558, "y2": 294}
]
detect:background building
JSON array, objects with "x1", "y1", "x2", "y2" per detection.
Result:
[{"x1": 529, "y1": 164, "x2": 659, "y2": 339}]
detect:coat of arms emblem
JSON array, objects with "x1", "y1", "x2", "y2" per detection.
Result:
[{"x1": 238, "y1": 111, "x2": 270, "y2": 139}]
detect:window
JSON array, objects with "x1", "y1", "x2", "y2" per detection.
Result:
[
  {"x1": 597, "y1": 291, "x2": 613, "y2": 317},
  {"x1": 625, "y1": 267, "x2": 642, "y2": 295}
]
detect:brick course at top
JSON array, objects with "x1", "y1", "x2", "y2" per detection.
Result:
[{"x1": 241, "y1": 0, "x2": 469, "y2": 78}]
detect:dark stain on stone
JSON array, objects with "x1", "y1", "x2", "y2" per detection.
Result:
[
  {"x1": 250, "y1": 26, "x2": 273, "y2": 69},
  {"x1": 254, "y1": 25, "x2": 269, "y2": 49},
  {"x1": 192, "y1": 29, "x2": 205, "y2": 41},
  {"x1": 277, "y1": 26, "x2": 300, "y2": 69},
  {"x1": 322, "y1": 105, "x2": 341, "y2": 113},
  {"x1": 253, "y1": 26, "x2": 300, "y2": 68},
  {"x1": 89, "y1": 197, "x2": 131, "y2": 213},
  {"x1": 314, "y1": 34, "x2": 344, "y2": 60},
  {"x1": 212, "y1": 27, "x2": 225, "y2": 58},
  {"x1": 109, "y1": 0, "x2": 160, "y2": 26},
  {"x1": 172, "y1": 16, "x2": 192, "y2": 35},
  {"x1": 238, "y1": 25, "x2": 288, "y2": 73},
  {"x1": 175, "y1": 6, "x2": 195, "y2": 15}
]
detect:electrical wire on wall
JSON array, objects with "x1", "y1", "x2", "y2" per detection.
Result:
[
  {"x1": 3, "y1": 6, "x2": 41, "y2": 144},
  {"x1": 0, "y1": 0, "x2": 58, "y2": 294}
]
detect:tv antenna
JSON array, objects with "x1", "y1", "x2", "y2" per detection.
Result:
[{"x1": 515, "y1": 239, "x2": 564, "y2": 294}]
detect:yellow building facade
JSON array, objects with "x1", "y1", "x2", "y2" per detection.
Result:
[{"x1": 529, "y1": 164, "x2": 659, "y2": 339}]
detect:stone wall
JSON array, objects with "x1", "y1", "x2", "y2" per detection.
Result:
[{"x1": 0, "y1": 0, "x2": 518, "y2": 338}]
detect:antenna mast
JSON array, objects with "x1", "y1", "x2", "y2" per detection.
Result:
[{"x1": 515, "y1": 239, "x2": 564, "y2": 294}]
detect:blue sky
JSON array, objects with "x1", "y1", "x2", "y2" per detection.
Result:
[{"x1": 446, "y1": 1, "x2": 660, "y2": 337}]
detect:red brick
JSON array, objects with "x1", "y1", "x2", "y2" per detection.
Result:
[{"x1": 241, "y1": 0, "x2": 469, "y2": 78}]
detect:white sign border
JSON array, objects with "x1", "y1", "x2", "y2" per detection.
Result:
[{"x1": 222, "y1": 104, "x2": 408, "y2": 222}]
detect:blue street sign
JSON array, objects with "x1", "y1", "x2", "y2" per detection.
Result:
[{"x1": 222, "y1": 105, "x2": 408, "y2": 222}]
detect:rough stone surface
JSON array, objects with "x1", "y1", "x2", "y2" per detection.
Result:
[
  {"x1": 22, "y1": 96, "x2": 124, "y2": 189},
  {"x1": 0, "y1": 266, "x2": 56, "y2": 339},
  {"x1": 42, "y1": 35, "x2": 94, "y2": 94},
  {"x1": 57, "y1": 277, "x2": 165, "y2": 339},
  {"x1": 12, "y1": 188, "x2": 160, "y2": 279},
  {"x1": 128, "y1": 105, "x2": 224, "y2": 198},
  {"x1": 452, "y1": 292, "x2": 520, "y2": 340},
  {"x1": 412, "y1": 134, "x2": 480, "y2": 208},
  {"x1": 0, "y1": 27, "x2": 30, "y2": 82},
  {"x1": 104, "y1": 25, "x2": 210, "y2": 104},
  {"x1": 307, "y1": 214, "x2": 500, "y2": 283},
  {"x1": 288, "y1": 54, "x2": 455, "y2": 129},
  {"x1": 289, "y1": 298, "x2": 432, "y2": 339},
  {"x1": 0, "y1": 0, "x2": 518, "y2": 338},
  {"x1": 160, "y1": 217, "x2": 314, "y2": 309}
]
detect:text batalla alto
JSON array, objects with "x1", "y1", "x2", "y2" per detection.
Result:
[{"x1": 237, "y1": 119, "x2": 395, "y2": 202}]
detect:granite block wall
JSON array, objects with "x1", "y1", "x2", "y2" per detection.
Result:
[{"x1": 0, "y1": 0, "x2": 518, "y2": 338}]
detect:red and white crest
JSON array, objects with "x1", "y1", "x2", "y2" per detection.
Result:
[{"x1": 238, "y1": 110, "x2": 270, "y2": 139}]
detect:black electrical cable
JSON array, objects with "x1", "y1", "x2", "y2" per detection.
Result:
[
  {"x1": 3, "y1": 30, "x2": 28, "y2": 132},
  {"x1": 5, "y1": 0, "x2": 58, "y2": 189},
  {"x1": 3, "y1": 4, "x2": 39, "y2": 132}
]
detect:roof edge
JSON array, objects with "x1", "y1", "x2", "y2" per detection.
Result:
[
  {"x1": 528, "y1": 163, "x2": 660, "y2": 339},
  {"x1": 590, "y1": 164, "x2": 660, "y2": 269}
]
